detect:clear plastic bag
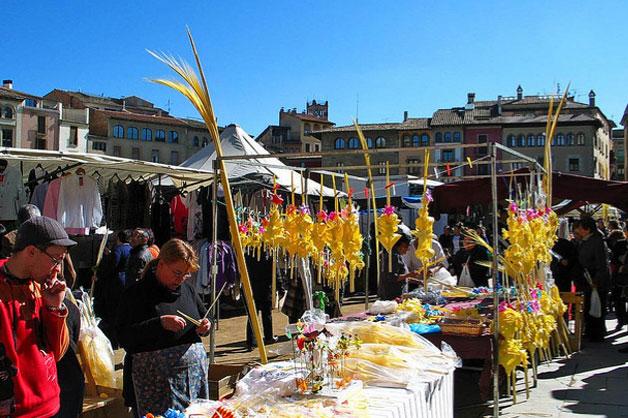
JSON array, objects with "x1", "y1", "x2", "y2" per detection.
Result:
[{"x1": 79, "y1": 323, "x2": 116, "y2": 388}]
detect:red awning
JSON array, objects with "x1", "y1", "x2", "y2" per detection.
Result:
[{"x1": 431, "y1": 170, "x2": 628, "y2": 214}]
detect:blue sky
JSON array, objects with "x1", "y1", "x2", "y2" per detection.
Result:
[{"x1": 4, "y1": 1, "x2": 627, "y2": 135}]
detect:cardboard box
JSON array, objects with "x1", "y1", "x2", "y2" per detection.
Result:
[{"x1": 208, "y1": 364, "x2": 244, "y2": 400}]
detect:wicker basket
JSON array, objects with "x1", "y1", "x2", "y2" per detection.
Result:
[{"x1": 439, "y1": 319, "x2": 487, "y2": 337}]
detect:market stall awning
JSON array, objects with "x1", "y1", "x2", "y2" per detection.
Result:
[
  {"x1": 180, "y1": 124, "x2": 341, "y2": 196},
  {"x1": 431, "y1": 170, "x2": 628, "y2": 213},
  {"x1": 0, "y1": 147, "x2": 213, "y2": 188}
]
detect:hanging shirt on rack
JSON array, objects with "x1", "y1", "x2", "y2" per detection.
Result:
[
  {"x1": 57, "y1": 174, "x2": 103, "y2": 235},
  {"x1": 30, "y1": 181, "x2": 49, "y2": 213},
  {"x1": 43, "y1": 178, "x2": 62, "y2": 220},
  {"x1": 170, "y1": 195, "x2": 188, "y2": 238},
  {"x1": 205, "y1": 241, "x2": 238, "y2": 296},
  {"x1": 187, "y1": 190, "x2": 204, "y2": 241},
  {"x1": 0, "y1": 165, "x2": 25, "y2": 221}
]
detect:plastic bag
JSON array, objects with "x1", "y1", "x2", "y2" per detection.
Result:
[
  {"x1": 79, "y1": 324, "x2": 116, "y2": 388},
  {"x1": 368, "y1": 300, "x2": 398, "y2": 315},
  {"x1": 458, "y1": 262, "x2": 475, "y2": 288},
  {"x1": 589, "y1": 288, "x2": 602, "y2": 318}
]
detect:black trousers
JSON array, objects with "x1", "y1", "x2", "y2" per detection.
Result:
[
  {"x1": 612, "y1": 285, "x2": 627, "y2": 325},
  {"x1": 54, "y1": 353, "x2": 85, "y2": 418},
  {"x1": 583, "y1": 285, "x2": 607, "y2": 341},
  {"x1": 246, "y1": 300, "x2": 274, "y2": 345}
]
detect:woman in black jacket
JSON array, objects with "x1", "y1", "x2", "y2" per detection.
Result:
[{"x1": 116, "y1": 239, "x2": 211, "y2": 417}]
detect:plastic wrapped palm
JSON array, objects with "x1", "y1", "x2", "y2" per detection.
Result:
[
  {"x1": 412, "y1": 149, "x2": 435, "y2": 289},
  {"x1": 341, "y1": 174, "x2": 364, "y2": 292},
  {"x1": 377, "y1": 163, "x2": 401, "y2": 272}
]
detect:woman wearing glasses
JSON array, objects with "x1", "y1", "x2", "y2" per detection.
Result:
[{"x1": 116, "y1": 239, "x2": 211, "y2": 417}]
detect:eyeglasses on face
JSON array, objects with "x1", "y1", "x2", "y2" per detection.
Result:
[
  {"x1": 36, "y1": 247, "x2": 65, "y2": 267},
  {"x1": 166, "y1": 263, "x2": 191, "y2": 279}
]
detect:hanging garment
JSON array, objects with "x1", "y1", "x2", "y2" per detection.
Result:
[
  {"x1": 0, "y1": 165, "x2": 24, "y2": 221},
  {"x1": 193, "y1": 240, "x2": 210, "y2": 295},
  {"x1": 30, "y1": 181, "x2": 49, "y2": 213},
  {"x1": 187, "y1": 190, "x2": 204, "y2": 241},
  {"x1": 57, "y1": 174, "x2": 103, "y2": 235},
  {"x1": 170, "y1": 195, "x2": 188, "y2": 238},
  {"x1": 205, "y1": 241, "x2": 238, "y2": 296},
  {"x1": 151, "y1": 198, "x2": 171, "y2": 246},
  {"x1": 27, "y1": 167, "x2": 47, "y2": 196},
  {"x1": 43, "y1": 178, "x2": 62, "y2": 220}
]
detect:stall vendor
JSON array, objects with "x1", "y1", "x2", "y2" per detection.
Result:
[
  {"x1": 377, "y1": 232, "x2": 419, "y2": 300},
  {"x1": 116, "y1": 239, "x2": 211, "y2": 416}
]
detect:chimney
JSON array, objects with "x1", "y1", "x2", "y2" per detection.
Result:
[
  {"x1": 467, "y1": 92, "x2": 475, "y2": 104},
  {"x1": 2, "y1": 80, "x2": 13, "y2": 89},
  {"x1": 588, "y1": 90, "x2": 596, "y2": 107},
  {"x1": 497, "y1": 95, "x2": 502, "y2": 115},
  {"x1": 403, "y1": 111, "x2": 408, "y2": 121},
  {"x1": 516, "y1": 85, "x2": 523, "y2": 100}
]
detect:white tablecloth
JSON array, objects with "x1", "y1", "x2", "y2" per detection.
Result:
[{"x1": 365, "y1": 370, "x2": 454, "y2": 418}]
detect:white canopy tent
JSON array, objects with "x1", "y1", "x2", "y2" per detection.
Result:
[
  {"x1": 0, "y1": 147, "x2": 213, "y2": 187},
  {"x1": 178, "y1": 124, "x2": 341, "y2": 197}
]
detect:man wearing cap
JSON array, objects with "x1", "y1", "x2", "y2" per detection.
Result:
[{"x1": 0, "y1": 216, "x2": 75, "y2": 417}]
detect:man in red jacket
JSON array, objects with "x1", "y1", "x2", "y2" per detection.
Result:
[{"x1": 0, "y1": 216, "x2": 74, "y2": 417}]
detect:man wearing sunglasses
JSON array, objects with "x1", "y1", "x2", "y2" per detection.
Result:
[{"x1": 0, "y1": 216, "x2": 76, "y2": 417}]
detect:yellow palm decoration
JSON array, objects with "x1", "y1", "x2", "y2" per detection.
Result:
[{"x1": 147, "y1": 29, "x2": 267, "y2": 363}]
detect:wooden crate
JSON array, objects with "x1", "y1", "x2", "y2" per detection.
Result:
[
  {"x1": 208, "y1": 364, "x2": 245, "y2": 400},
  {"x1": 560, "y1": 292, "x2": 584, "y2": 352}
]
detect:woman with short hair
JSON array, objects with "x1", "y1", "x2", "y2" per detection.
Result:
[{"x1": 116, "y1": 239, "x2": 211, "y2": 416}]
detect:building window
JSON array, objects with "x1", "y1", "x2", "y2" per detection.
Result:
[
  {"x1": 576, "y1": 132, "x2": 585, "y2": 145},
  {"x1": 512, "y1": 162, "x2": 524, "y2": 170},
  {"x1": 69, "y1": 126, "x2": 78, "y2": 147},
  {"x1": 1, "y1": 107, "x2": 13, "y2": 119},
  {"x1": 127, "y1": 127, "x2": 139, "y2": 140},
  {"x1": 403, "y1": 135, "x2": 411, "y2": 147},
  {"x1": 92, "y1": 142, "x2": 107, "y2": 152},
  {"x1": 1, "y1": 129, "x2": 13, "y2": 147},
  {"x1": 113, "y1": 145, "x2": 121, "y2": 157},
  {"x1": 421, "y1": 134, "x2": 430, "y2": 146},
  {"x1": 536, "y1": 134, "x2": 544, "y2": 146},
  {"x1": 508, "y1": 135, "x2": 516, "y2": 147},
  {"x1": 411, "y1": 135, "x2": 420, "y2": 147},
  {"x1": 170, "y1": 151, "x2": 179, "y2": 165},
  {"x1": 314, "y1": 144, "x2": 320, "y2": 152},
  {"x1": 348, "y1": 137, "x2": 359, "y2": 149},
  {"x1": 37, "y1": 116, "x2": 46, "y2": 134},
  {"x1": 304, "y1": 123, "x2": 311, "y2": 134},
  {"x1": 407, "y1": 159, "x2": 420, "y2": 175},
  {"x1": 566, "y1": 133, "x2": 574, "y2": 146},
  {"x1": 375, "y1": 136, "x2": 386, "y2": 148},
  {"x1": 435, "y1": 132, "x2": 443, "y2": 143},
  {"x1": 442, "y1": 149, "x2": 455, "y2": 162},
  {"x1": 335, "y1": 162, "x2": 344, "y2": 172},
  {"x1": 113, "y1": 125, "x2": 124, "y2": 138},
  {"x1": 556, "y1": 133, "x2": 565, "y2": 146},
  {"x1": 193, "y1": 136, "x2": 200, "y2": 147},
  {"x1": 453, "y1": 132, "x2": 461, "y2": 142},
  {"x1": 168, "y1": 131, "x2": 179, "y2": 143},
  {"x1": 141, "y1": 128, "x2": 152, "y2": 141},
  {"x1": 24, "y1": 98, "x2": 37, "y2": 107},
  {"x1": 155, "y1": 129, "x2": 166, "y2": 142},
  {"x1": 477, "y1": 134, "x2": 488, "y2": 156},
  {"x1": 366, "y1": 137, "x2": 373, "y2": 148},
  {"x1": 444, "y1": 132, "x2": 452, "y2": 143},
  {"x1": 305, "y1": 143, "x2": 311, "y2": 152},
  {"x1": 334, "y1": 137, "x2": 345, "y2": 149},
  {"x1": 131, "y1": 147, "x2": 140, "y2": 160},
  {"x1": 568, "y1": 158, "x2": 580, "y2": 172},
  {"x1": 377, "y1": 161, "x2": 386, "y2": 174},
  {"x1": 151, "y1": 149, "x2": 160, "y2": 163},
  {"x1": 527, "y1": 134, "x2": 535, "y2": 147},
  {"x1": 202, "y1": 137, "x2": 209, "y2": 147},
  {"x1": 518, "y1": 135, "x2": 526, "y2": 147}
]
